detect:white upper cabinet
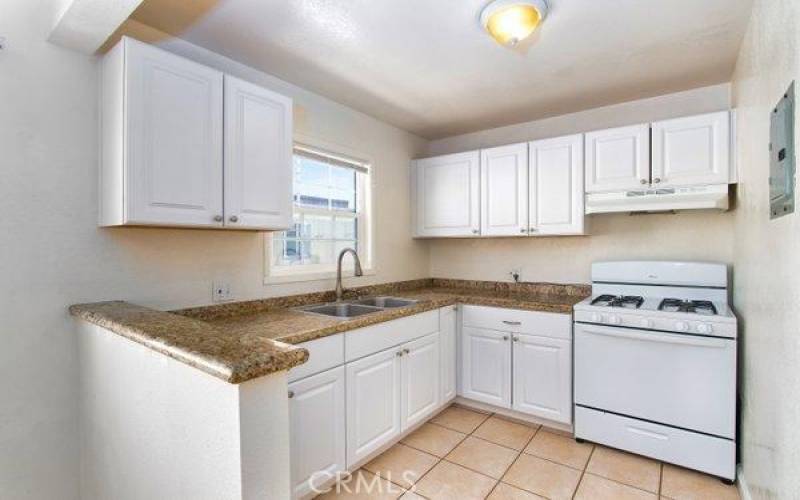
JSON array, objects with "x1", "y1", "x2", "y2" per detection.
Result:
[
  {"x1": 413, "y1": 151, "x2": 480, "y2": 237},
  {"x1": 101, "y1": 37, "x2": 224, "y2": 227},
  {"x1": 529, "y1": 135, "x2": 585, "y2": 235},
  {"x1": 100, "y1": 37, "x2": 293, "y2": 230},
  {"x1": 480, "y1": 143, "x2": 529, "y2": 236},
  {"x1": 651, "y1": 111, "x2": 730, "y2": 188},
  {"x1": 585, "y1": 124, "x2": 650, "y2": 193},
  {"x1": 223, "y1": 75, "x2": 293, "y2": 230}
]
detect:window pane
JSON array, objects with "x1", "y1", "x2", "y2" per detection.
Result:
[
  {"x1": 331, "y1": 164, "x2": 356, "y2": 191},
  {"x1": 273, "y1": 238, "x2": 303, "y2": 266},
  {"x1": 302, "y1": 214, "x2": 334, "y2": 239},
  {"x1": 294, "y1": 156, "x2": 329, "y2": 187},
  {"x1": 333, "y1": 240, "x2": 358, "y2": 257},
  {"x1": 330, "y1": 188, "x2": 356, "y2": 212},
  {"x1": 333, "y1": 217, "x2": 357, "y2": 240},
  {"x1": 304, "y1": 240, "x2": 334, "y2": 265}
]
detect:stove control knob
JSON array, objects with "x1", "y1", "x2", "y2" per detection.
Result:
[
  {"x1": 696, "y1": 323, "x2": 713, "y2": 334},
  {"x1": 608, "y1": 315, "x2": 621, "y2": 325},
  {"x1": 675, "y1": 321, "x2": 688, "y2": 332},
  {"x1": 640, "y1": 319, "x2": 653, "y2": 329}
]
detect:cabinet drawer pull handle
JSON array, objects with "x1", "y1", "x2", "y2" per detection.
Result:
[{"x1": 502, "y1": 320, "x2": 522, "y2": 325}]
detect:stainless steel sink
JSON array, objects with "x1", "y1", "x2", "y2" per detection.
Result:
[
  {"x1": 352, "y1": 296, "x2": 418, "y2": 308},
  {"x1": 299, "y1": 303, "x2": 384, "y2": 319}
]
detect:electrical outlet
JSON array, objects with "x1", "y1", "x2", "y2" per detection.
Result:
[
  {"x1": 509, "y1": 268, "x2": 522, "y2": 283},
  {"x1": 212, "y1": 281, "x2": 232, "y2": 303}
]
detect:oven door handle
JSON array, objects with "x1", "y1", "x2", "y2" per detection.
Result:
[{"x1": 581, "y1": 326, "x2": 729, "y2": 348}]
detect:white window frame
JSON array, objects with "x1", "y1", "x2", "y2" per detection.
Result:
[{"x1": 264, "y1": 139, "x2": 375, "y2": 284}]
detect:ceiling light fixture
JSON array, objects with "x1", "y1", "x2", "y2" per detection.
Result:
[{"x1": 480, "y1": 0, "x2": 548, "y2": 47}]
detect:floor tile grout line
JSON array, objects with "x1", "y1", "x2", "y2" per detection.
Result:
[
  {"x1": 582, "y1": 471, "x2": 663, "y2": 496},
  {"x1": 571, "y1": 442, "x2": 596, "y2": 499},
  {"x1": 658, "y1": 462, "x2": 664, "y2": 497}
]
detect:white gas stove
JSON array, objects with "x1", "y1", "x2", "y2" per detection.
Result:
[{"x1": 573, "y1": 261, "x2": 738, "y2": 481}]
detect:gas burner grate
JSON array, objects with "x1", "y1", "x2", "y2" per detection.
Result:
[
  {"x1": 658, "y1": 299, "x2": 718, "y2": 315},
  {"x1": 590, "y1": 294, "x2": 645, "y2": 309}
]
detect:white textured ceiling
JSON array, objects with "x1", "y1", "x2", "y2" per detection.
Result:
[{"x1": 131, "y1": 0, "x2": 753, "y2": 139}]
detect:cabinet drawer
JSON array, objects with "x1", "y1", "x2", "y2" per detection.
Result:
[
  {"x1": 345, "y1": 310, "x2": 439, "y2": 362},
  {"x1": 462, "y1": 305, "x2": 571, "y2": 339},
  {"x1": 575, "y1": 406, "x2": 735, "y2": 480},
  {"x1": 288, "y1": 333, "x2": 344, "y2": 383}
]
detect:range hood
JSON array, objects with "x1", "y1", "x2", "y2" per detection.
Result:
[{"x1": 585, "y1": 184, "x2": 729, "y2": 214}]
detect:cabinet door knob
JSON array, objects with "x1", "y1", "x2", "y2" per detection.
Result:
[
  {"x1": 513, "y1": 335, "x2": 520, "y2": 342},
  {"x1": 213, "y1": 215, "x2": 223, "y2": 222},
  {"x1": 520, "y1": 228, "x2": 527, "y2": 233},
  {"x1": 653, "y1": 178, "x2": 661, "y2": 184},
  {"x1": 403, "y1": 348, "x2": 410, "y2": 354},
  {"x1": 640, "y1": 179, "x2": 648, "y2": 185},
  {"x1": 288, "y1": 390, "x2": 295, "y2": 399},
  {"x1": 503, "y1": 335, "x2": 509, "y2": 341},
  {"x1": 472, "y1": 229, "x2": 479, "y2": 234},
  {"x1": 229, "y1": 215, "x2": 239, "y2": 223},
  {"x1": 396, "y1": 351, "x2": 403, "y2": 357}
]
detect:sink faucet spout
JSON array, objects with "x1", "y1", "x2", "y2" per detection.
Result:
[{"x1": 335, "y1": 248, "x2": 363, "y2": 302}]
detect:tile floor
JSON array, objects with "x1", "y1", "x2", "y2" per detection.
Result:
[{"x1": 316, "y1": 404, "x2": 741, "y2": 500}]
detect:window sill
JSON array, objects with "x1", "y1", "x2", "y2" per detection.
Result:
[{"x1": 264, "y1": 266, "x2": 376, "y2": 285}]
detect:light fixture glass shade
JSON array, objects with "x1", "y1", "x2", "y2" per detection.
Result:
[{"x1": 481, "y1": 0, "x2": 547, "y2": 47}]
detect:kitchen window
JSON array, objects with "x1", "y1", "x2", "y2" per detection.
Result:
[{"x1": 265, "y1": 144, "x2": 373, "y2": 283}]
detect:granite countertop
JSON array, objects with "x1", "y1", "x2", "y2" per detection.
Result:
[{"x1": 70, "y1": 279, "x2": 589, "y2": 384}]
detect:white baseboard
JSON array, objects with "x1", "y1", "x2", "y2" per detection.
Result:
[{"x1": 737, "y1": 464, "x2": 752, "y2": 500}]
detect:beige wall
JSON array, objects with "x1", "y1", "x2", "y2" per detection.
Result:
[
  {"x1": 731, "y1": 1, "x2": 800, "y2": 498},
  {"x1": 0, "y1": 4, "x2": 426, "y2": 499},
  {"x1": 426, "y1": 85, "x2": 735, "y2": 284}
]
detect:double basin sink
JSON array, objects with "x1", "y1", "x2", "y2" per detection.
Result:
[{"x1": 297, "y1": 296, "x2": 418, "y2": 319}]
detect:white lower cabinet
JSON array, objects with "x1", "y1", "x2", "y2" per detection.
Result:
[
  {"x1": 345, "y1": 330, "x2": 443, "y2": 467},
  {"x1": 440, "y1": 306, "x2": 458, "y2": 402},
  {"x1": 401, "y1": 333, "x2": 442, "y2": 430},
  {"x1": 512, "y1": 334, "x2": 572, "y2": 424},
  {"x1": 289, "y1": 366, "x2": 346, "y2": 499},
  {"x1": 346, "y1": 348, "x2": 403, "y2": 467},
  {"x1": 461, "y1": 326, "x2": 512, "y2": 408},
  {"x1": 460, "y1": 306, "x2": 573, "y2": 424}
]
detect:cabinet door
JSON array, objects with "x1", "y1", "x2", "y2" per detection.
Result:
[
  {"x1": 651, "y1": 111, "x2": 730, "y2": 187},
  {"x1": 529, "y1": 135, "x2": 585, "y2": 235},
  {"x1": 440, "y1": 306, "x2": 458, "y2": 403},
  {"x1": 461, "y1": 326, "x2": 512, "y2": 408},
  {"x1": 223, "y1": 75, "x2": 293, "y2": 230},
  {"x1": 481, "y1": 143, "x2": 529, "y2": 236},
  {"x1": 346, "y1": 348, "x2": 401, "y2": 467},
  {"x1": 512, "y1": 334, "x2": 572, "y2": 424},
  {"x1": 289, "y1": 367, "x2": 346, "y2": 499},
  {"x1": 585, "y1": 124, "x2": 650, "y2": 193},
  {"x1": 401, "y1": 332, "x2": 441, "y2": 430},
  {"x1": 124, "y1": 38, "x2": 224, "y2": 226},
  {"x1": 413, "y1": 152, "x2": 480, "y2": 237}
]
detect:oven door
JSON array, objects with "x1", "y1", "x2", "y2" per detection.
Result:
[{"x1": 574, "y1": 323, "x2": 736, "y2": 438}]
